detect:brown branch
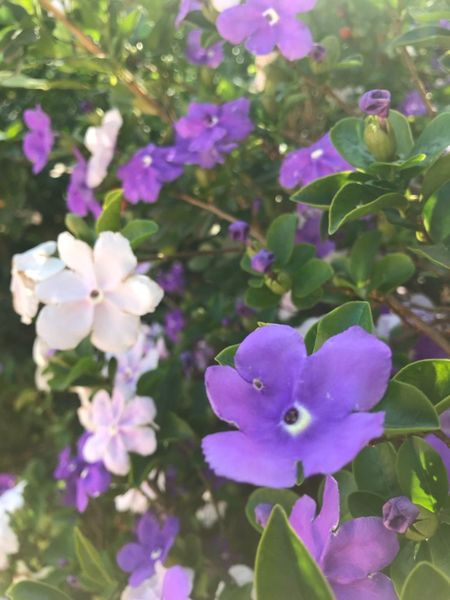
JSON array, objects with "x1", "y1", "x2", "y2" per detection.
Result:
[
  {"x1": 38, "y1": 0, "x2": 170, "y2": 121},
  {"x1": 142, "y1": 247, "x2": 242, "y2": 261},
  {"x1": 371, "y1": 291, "x2": 450, "y2": 356},
  {"x1": 399, "y1": 47, "x2": 436, "y2": 118}
]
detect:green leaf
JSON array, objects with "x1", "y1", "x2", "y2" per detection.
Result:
[
  {"x1": 255, "y1": 506, "x2": 334, "y2": 600},
  {"x1": 389, "y1": 110, "x2": 414, "y2": 158},
  {"x1": 313, "y1": 301, "x2": 374, "y2": 351},
  {"x1": 410, "y1": 112, "x2": 450, "y2": 167},
  {"x1": 290, "y1": 172, "x2": 353, "y2": 209},
  {"x1": 350, "y1": 230, "x2": 381, "y2": 286},
  {"x1": 121, "y1": 219, "x2": 159, "y2": 249},
  {"x1": 410, "y1": 241, "x2": 450, "y2": 269},
  {"x1": 370, "y1": 253, "x2": 415, "y2": 293},
  {"x1": 267, "y1": 213, "x2": 298, "y2": 265},
  {"x1": 330, "y1": 117, "x2": 373, "y2": 169},
  {"x1": 215, "y1": 344, "x2": 239, "y2": 367},
  {"x1": 7, "y1": 582, "x2": 71, "y2": 600},
  {"x1": 401, "y1": 562, "x2": 450, "y2": 600},
  {"x1": 394, "y1": 360, "x2": 450, "y2": 406},
  {"x1": 0, "y1": 71, "x2": 88, "y2": 90},
  {"x1": 74, "y1": 527, "x2": 116, "y2": 595},
  {"x1": 49, "y1": 355, "x2": 100, "y2": 391},
  {"x1": 292, "y1": 258, "x2": 333, "y2": 298},
  {"x1": 422, "y1": 154, "x2": 450, "y2": 200},
  {"x1": 423, "y1": 182, "x2": 450, "y2": 243},
  {"x1": 65, "y1": 213, "x2": 95, "y2": 243},
  {"x1": 429, "y1": 524, "x2": 450, "y2": 577},
  {"x1": 353, "y1": 442, "x2": 399, "y2": 498},
  {"x1": 333, "y1": 470, "x2": 357, "y2": 521},
  {"x1": 96, "y1": 189, "x2": 123, "y2": 234},
  {"x1": 245, "y1": 286, "x2": 280, "y2": 310},
  {"x1": 347, "y1": 490, "x2": 385, "y2": 517},
  {"x1": 396, "y1": 437, "x2": 449, "y2": 512},
  {"x1": 393, "y1": 25, "x2": 450, "y2": 49},
  {"x1": 245, "y1": 488, "x2": 299, "y2": 532},
  {"x1": 329, "y1": 185, "x2": 405, "y2": 234},
  {"x1": 390, "y1": 541, "x2": 431, "y2": 597},
  {"x1": 374, "y1": 380, "x2": 439, "y2": 434}
]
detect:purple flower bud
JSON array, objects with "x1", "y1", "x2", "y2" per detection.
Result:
[
  {"x1": 359, "y1": 89, "x2": 391, "y2": 118},
  {"x1": 382, "y1": 496, "x2": 419, "y2": 534},
  {"x1": 255, "y1": 502, "x2": 272, "y2": 527},
  {"x1": 309, "y1": 43, "x2": 327, "y2": 63},
  {"x1": 251, "y1": 248, "x2": 275, "y2": 273},
  {"x1": 229, "y1": 220, "x2": 250, "y2": 242}
]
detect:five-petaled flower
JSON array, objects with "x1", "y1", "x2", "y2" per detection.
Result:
[
  {"x1": 202, "y1": 324, "x2": 391, "y2": 487},
  {"x1": 186, "y1": 30, "x2": 224, "y2": 68}
]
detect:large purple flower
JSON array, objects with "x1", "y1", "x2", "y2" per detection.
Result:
[
  {"x1": 216, "y1": 0, "x2": 317, "y2": 61},
  {"x1": 174, "y1": 98, "x2": 253, "y2": 168},
  {"x1": 54, "y1": 433, "x2": 111, "y2": 512},
  {"x1": 117, "y1": 144, "x2": 184, "y2": 204},
  {"x1": 23, "y1": 105, "x2": 54, "y2": 174},
  {"x1": 186, "y1": 30, "x2": 224, "y2": 68},
  {"x1": 279, "y1": 133, "x2": 352, "y2": 190},
  {"x1": 117, "y1": 512, "x2": 179, "y2": 587},
  {"x1": 67, "y1": 149, "x2": 101, "y2": 218},
  {"x1": 289, "y1": 476, "x2": 399, "y2": 599},
  {"x1": 202, "y1": 324, "x2": 391, "y2": 487}
]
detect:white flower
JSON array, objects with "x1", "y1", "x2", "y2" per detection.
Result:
[
  {"x1": 212, "y1": 0, "x2": 241, "y2": 12},
  {"x1": 250, "y1": 52, "x2": 278, "y2": 93},
  {"x1": 0, "y1": 512, "x2": 19, "y2": 571},
  {"x1": 115, "y1": 481, "x2": 156, "y2": 514},
  {"x1": 0, "y1": 481, "x2": 26, "y2": 515},
  {"x1": 32, "y1": 338, "x2": 54, "y2": 392},
  {"x1": 215, "y1": 565, "x2": 255, "y2": 600},
  {"x1": 35, "y1": 232, "x2": 164, "y2": 353},
  {"x1": 85, "y1": 108, "x2": 123, "y2": 188},
  {"x1": 195, "y1": 499, "x2": 226, "y2": 528},
  {"x1": 10, "y1": 241, "x2": 64, "y2": 325}
]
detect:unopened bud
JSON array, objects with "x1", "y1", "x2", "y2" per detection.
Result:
[{"x1": 363, "y1": 115, "x2": 396, "y2": 162}]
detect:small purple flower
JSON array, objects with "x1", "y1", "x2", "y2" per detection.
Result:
[
  {"x1": 0, "y1": 474, "x2": 16, "y2": 496},
  {"x1": 250, "y1": 248, "x2": 274, "y2": 273},
  {"x1": 117, "y1": 145, "x2": 184, "y2": 204},
  {"x1": 23, "y1": 105, "x2": 54, "y2": 174},
  {"x1": 67, "y1": 149, "x2": 101, "y2": 218},
  {"x1": 296, "y1": 205, "x2": 335, "y2": 258},
  {"x1": 165, "y1": 309, "x2": 186, "y2": 343},
  {"x1": 280, "y1": 133, "x2": 352, "y2": 190},
  {"x1": 255, "y1": 503, "x2": 272, "y2": 527},
  {"x1": 157, "y1": 262, "x2": 185, "y2": 295},
  {"x1": 54, "y1": 433, "x2": 111, "y2": 513},
  {"x1": 359, "y1": 89, "x2": 391, "y2": 118},
  {"x1": 186, "y1": 30, "x2": 224, "y2": 68},
  {"x1": 382, "y1": 496, "x2": 419, "y2": 534},
  {"x1": 289, "y1": 476, "x2": 399, "y2": 599},
  {"x1": 174, "y1": 98, "x2": 253, "y2": 169},
  {"x1": 398, "y1": 90, "x2": 427, "y2": 117},
  {"x1": 117, "y1": 512, "x2": 179, "y2": 587},
  {"x1": 229, "y1": 220, "x2": 250, "y2": 242},
  {"x1": 309, "y1": 43, "x2": 327, "y2": 62},
  {"x1": 439, "y1": 19, "x2": 450, "y2": 30},
  {"x1": 202, "y1": 324, "x2": 391, "y2": 487},
  {"x1": 176, "y1": 0, "x2": 202, "y2": 28},
  {"x1": 217, "y1": 0, "x2": 317, "y2": 61}
]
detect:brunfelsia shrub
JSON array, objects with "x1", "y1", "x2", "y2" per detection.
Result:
[{"x1": 0, "y1": 0, "x2": 450, "y2": 598}]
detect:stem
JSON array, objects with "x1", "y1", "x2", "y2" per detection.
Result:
[
  {"x1": 38, "y1": 0, "x2": 170, "y2": 122},
  {"x1": 399, "y1": 47, "x2": 436, "y2": 118},
  {"x1": 142, "y1": 247, "x2": 242, "y2": 261}
]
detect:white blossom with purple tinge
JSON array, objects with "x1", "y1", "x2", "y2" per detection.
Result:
[
  {"x1": 23, "y1": 105, "x2": 54, "y2": 174},
  {"x1": 202, "y1": 324, "x2": 391, "y2": 487},
  {"x1": 81, "y1": 388, "x2": 157, "y2": 476},
  {"x1": 217, "y1": 0, "x2": 317, "y2": 61},
  {"x1": 121, "y1": 562, "x2": 193, "y2": 600},
  {"x1": 85, "y1": 108, "x2": 123, "y2": 188},
  {"x1": 279, "y1": 133, "x2": 352, "y2": 190},
  {"x1": 35, "y1": 232, "x2": 164, "y2": 352},
  {"x1": 186, "y1": 30, "x2": 224, "y2": 68},
  {"x1": 67, "y1": 148, "x2": 101, "y2": 218}
]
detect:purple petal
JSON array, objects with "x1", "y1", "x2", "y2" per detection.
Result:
[
  {"x1": 217, "y1": 5, "x2": 261, "y2": 44},
  {"x1": 162, "y1": 565, "x2": 193, "y2": 600},
  {"x1": 116, "y1": 543, "x2": 146, "y2": 573},
  {"x1": 276, "y1": 19, "x2": 314, "y2": 61},
  {"x1": 331, "y1": 572, "x2": 398, "y2": 600},
  {"x1": 245, "y1": 22, "x2": 277, "y2": 55}
]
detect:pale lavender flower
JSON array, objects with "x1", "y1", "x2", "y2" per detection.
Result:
[
  {"x1": 382, "y1": 496, "x2": 419, "y2": 534},
  {"x1": 250, "y1": 248, "x2": 274, "y2": 272},
  {"x1": 359, "y1": 89, "x2": 391, "y2": 118},
  {"x1": 23, "y1": 105, "x2": 54, "y2": 174},
  {"x1": 186, "y1": 30, "x2": 224, "y2": 68},
  {"x1": 309, "y1": 43, "x2": 327, "y2": 62},
  {"x1": 255, "y1": 503, "x2": 272, "y2": 527},
  {"x1": 398, "y1": 90, "x2": 427, "y2": 117},
  {"x1": 67, "y1": 149, "x2": 101, "y2": 218}
]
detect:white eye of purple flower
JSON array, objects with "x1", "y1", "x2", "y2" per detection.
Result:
[
  {"x1": 252, "y1": 378, "x2": 264, "y2": 391},
  {"x1": 80, "y1": 468, "x2": 89, "y2": 480},
  {"x1": 150, "y1": 548, "x2": 162, "y2": 560},
  {"x1": 141, "y1": 155, "x2": 153, "y2": 167},
  {"x1": 262, "y1": 8, "x2": 280, "y2": 26},
  {"x1": 206, "y1": 114, "x2": 219, "y2": 127},
  {"x1": 282, "y1": 405, "x2": 312, "y2": 436},
  {"x1": 310, "y1": 149, "x2": 324, "y2": 160}
]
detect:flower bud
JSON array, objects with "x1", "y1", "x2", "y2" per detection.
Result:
[
  {"x1": 229, "y1": 220, "x2": 250, "y2": 243},
  {"x1": 363, "y1": 115, "x2": 396, "y2": 162},
  {"x1": 310, "y1": 43, "x2": 327, "y2": 63},
  {"x1": 251, "y1": 248, "x2": 275, "y2": 273},
  {"x1": 382, "y1": 496, "x2": 419, "y2": 534},
  {"x1": 359, "y1": 89, "x2": 391, "y2": 118}
]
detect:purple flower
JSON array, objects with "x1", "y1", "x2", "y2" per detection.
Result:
[
  {"x1": 425, "y1": 434, "x2": 450, "y2": 491},
  {"x1": 440, "y1": 409, "x2": 450, "y2": 437},
  {"x1": 23, "y1": 105, "x2": 54, "y2": 174},
  {"x1": 250, "y1": 248, "x2": 274, "y2": 273},
  {"x1": 289, "y1": 476, "x2": 399, "y2": 599},
  {"x1": 176, "y1": 0, "x2": 202, "y2": 28},
  {"x1": 255, "y1": 503, "x2": 272, "y2": 527},
  {"x1": 117, "y1": 144, "x2": 184, "y2": 204},
  {"x1": 117, "y1": 512, "x2": 179, "y2": 587},
  {"x1": 279, "y1": 133, "x2": 352, "y2": 190},
  {"x1": 216, "y1": 0, "x2": 317, "y2": 61},
  {"x1": 412, "y1": 335, "x2": 447, "y2": 360},
  {"x1": 54, "y1": 433, "x2": 111, "y2": 512},
  {"x1": 202, "y1": 324, "x2": 391, "y2": 487},
  {"x1": 359, "y1": 89, "x2": 391, "y2": 118},
  {"x1": 186, "y1": 30, "x2": 224, "y2": 68},
  {"x1": 165, "y1": 309, "x2": 186, "y2": 343},
  {"x1": 157, "y1": 262, "x2": 186, "y2": 295},
  {"x1": 382, "y1": 496, "x2": 419, "y2": 534},
  {"x1": 296, "y1": 205, "x2": 335, "y2": 258},
  {"x1": 439, "y1": 19, "x2": 450, "y2": 30},
  {"x1": 0, "y1": 474, "x2": 16, "y2": 496},
  {"x1": 67, "y1": 149, "x2": 101, "y2": 218},
  {"x1": 398, "y1": 90, "x2": 427, "y2": 117},
  {"x1": 229, "y1": 220, "x2": 250, "y2": 242},
  {"x1": 174, "y1": 98, "x2": 253, "y2": 169}
]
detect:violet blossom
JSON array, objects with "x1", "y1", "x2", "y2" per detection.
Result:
[
  {"x1": 174, "y1": 98, "x2": 253, "y2": 169},
  {"x1": 296, "y1": 205, "x2": 335, "y2": 258},
  {"x1": 23, "y1": 105, "x2": 54, "y2": 174},
  {"x1": 229, "y1": 220, "x2": 250, "y2": 242},
  {"x1": 117, "y1": 512, "x2": 179, "y2": 587},
  {"x1": 359, "y1": 89, "x2": 391, "y2": 118},
  {"x1": 175, "y1": 0, "x2": 201, "y2": 28},
  {"x1": 216, "y1": 0, "x2": 317, "y2": 61},
  {"x1": 382, "y1": 496, "x2": 419, "y2": 534},
  {"x1": 54, "y1": 433, "x2": 111, "y2": 512},
  {"x1": 289, "y1": 476, "x2": 399, "y2": 599},
  {"x1": 165, "y1": 309, "x2": 186, "y2": 343},
  {"x1": 186, "y1": 30, "x2": 224, "y2": 68},
  {"x1": 202, "y1": 324, "x2": 391, "y2": 487},
  {"x1": 67, "y1": 148, "x2": 101, "y2": 218},
  {"x1": 157, "y1": 262, "x2": 186, "y2": 295},
  {"x1": 398, "y1": 90, "x2": 427, "y2": 117},
  {"x1": 117, "y1": 144, "x2": 184, "y2": 204},
  {"x1": 250, "y1": 248, "x2": 274, "y2": 273},
  {"x1": 279, "y1": 133, "x2": 352, "y2": 190}
]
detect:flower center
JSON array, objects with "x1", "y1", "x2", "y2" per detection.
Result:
[
  {"x1": 142, "y1": 155, "x2": 153, "y2": 167},
  {"x1": 262, "y1": 8, "x2": 280, "y2": 26},
  {"x1": 206, "y1": 115, "x2": 219, "y2": 127},
  {"x1": 311, "y1": 149, "x2": 324, "y2": 160},
  {"x1": 150, "y1": 548, "x2": 162, "y2": 560},
  {"x1": 80, "y1": 468, "x2": 89, "y2": 479},
  {"x1": 90, "y1": 289, "x2": 103, "y2": 304},
  {"x1": 252, "y1": 378, "x2": 264, "y2": 391},
  {"x1": 282, "y1": 405, "x2": 312, "y2": 436},
  {"x1": 108, "y1": 424, "x2": 119, "y2": 436}
]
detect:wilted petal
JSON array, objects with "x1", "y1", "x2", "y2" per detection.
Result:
[
  {"x1": 93, "y1": 232, "x2": 137, "y2": 291},
  {"x1": 91, "y1": 300, "x2": 140, "y2": 353},
  {"x1": 36, "y1": 301, "x2": 93, "y2": 350}
]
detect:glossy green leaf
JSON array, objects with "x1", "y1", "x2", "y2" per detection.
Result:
[
  {"x1": 410, "y1": 241, "x2": 450, "y2": 269},
  {"x1": 401, "y1": 562, "x2": 450, "y2": 600},
  {"x1": 65, "y1": 213, "x2": 95, "y2": 243},
  {"x1": 422, "y1": 154, "x2": 450, "y2": 200},
  {"x1": 333, "y1": 470, "x2": 357, "y2": 521},
  {"x1": 390, "y1": 541, "x2": 431, "y2": 597},
  {"x1": 410, "y1": 112, "x2": 450, "y2": 167},
  {"x1": 74, "y1": 527, "x2": 116, "y2": 595},
  {"x1": 389, "y1": 110, "x2": 414, "y2": 158},
  {"x1": 245, "y1": 286, "x2": 280, "y2": 309},
  {"x1": 370, "y1": 253, "x2": 415, "y2": 293},
  {"x1": 394, "y1": 360, "x2": 450, "y2": 406},
  {"x1": 313, "y1": 301, "x2": 374, "y2": 351},
  {"x1": 423, "y1": 182, "x2": 450, "y2": 243},
  {"x1": 347, "y1": 490, "x2": 385, "y2": 517},
  {"x1": 245, "y1": 488, "x2": 299, "y2": 533},
  {"x1": 393, "y1": 25, "x2": 450, "y2": 49},
  {"x1": 95, "y1": 189, "x2": 123, "y2": 233},
  {"x1": 353, "y1": 442, "x2": 399, "y2": 498},
  {"x1": 255, "y1": 506, "x2": 334, "y2": 600},
  {"x1": 429, "y1": 524, "x2": 450, "y2": 577},
  {"x1": 6, "y1": 582, "x2": 71, "y2": 600},
  {"x1": 330, "y1": 117, "x2": 373, "y2": 169},
  {"x1": 290, "y1": 172, "x2": 353, "y2": 209},
  {"x1": 121, "y1": 219, "x2": 159, "y2": 249},
  {"x1": 292, "y1": 258, "x2": 333, "y2": 298},
  {"x1": 267, "y1": 213, "x2": 298, "y2": 265},
  {"x1": 215, "y1": 344, "x2": 239, "y2": 367},
  {"x1": 350, "y1": 230, "x2": 381, "y2": 286}
]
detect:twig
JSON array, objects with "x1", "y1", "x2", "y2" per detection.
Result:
[
  {"x1": 399, "y1": 48, "x2": 436, "y2": 118},
  {"x1": 38, "y1": 0, "x2": 170, "y2": 121},
  {"x1": 142, "y1": 247, "x2": 242, "y2": 261}
]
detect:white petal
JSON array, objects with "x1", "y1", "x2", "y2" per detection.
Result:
[
  {"x1": 90, "y1": 389, "x2": 113, "y2": 427},
  {"x1": 121, "y1": 427, "x2": 157, "y2": 456},
  {"x1": 107, "y1": 275, "x2": 164, "y2": 316},
  {"x1": 83, "y1": 431, "x2": 109, "y2": 463},
  {"x1": 57, "y1": 232, "x2": 96, "y2": 285},
  {"x1": 36, "y1": 301, "x2": 94, "y2": 350},
  {"x1": 104, "y1": 435, "x2": 130, "y2": 475},
  {"x1": 91, "y1": 299, "x2": 140, "y2": 353},
  {"x1": 85, "y1": 109, "x2": 122, "y2": 188},
  {"x1": 10, "y1": 271, "x2": 38, "y2": 325},
  {"x1": 36, "y1": 270, "x2": 89, "y2": 304},
  {"x1": 93, "y1": 232, "x2": 137, "y2": 291},
  {"x1": 86, "y1": 150, "x2": 113, "y2": 188}
]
